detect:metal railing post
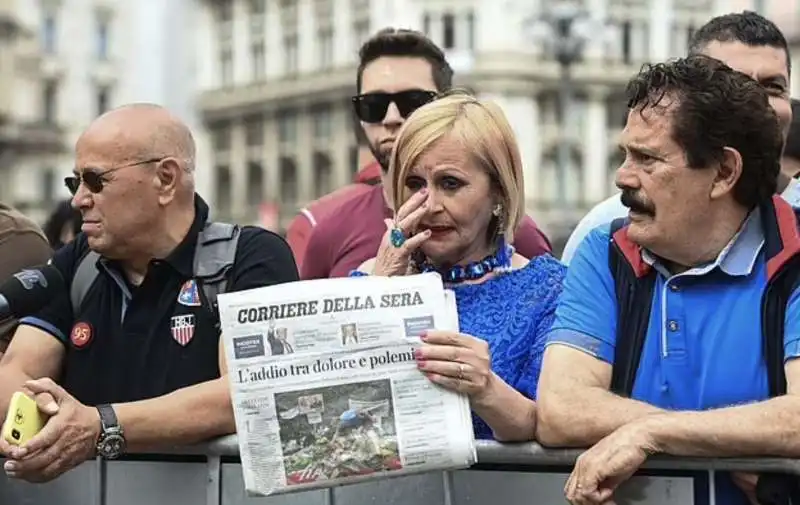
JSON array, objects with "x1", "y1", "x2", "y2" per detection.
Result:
[
  {"x1": 442, "y1": 471, "x2": 455, "y2": 505},
  {"x1": 206, "y1": 455, "x2": 222, "y2": 505},
  {"x1": 90, "y1": 457, "x2": 107, "y2": 505}
]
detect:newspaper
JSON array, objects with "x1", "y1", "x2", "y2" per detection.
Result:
[{"x1": 217, "y1": 272, "x2": 476, "y2": 496}]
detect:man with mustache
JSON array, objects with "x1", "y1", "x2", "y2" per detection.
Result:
[
  {"x1": 537, "y1": 55, "x2": 800, "y2": 505},
  {"x1": 296, "y1": 28, "x2": 553, "y2": 280},
  {"x1": 561, "y1": 10, "x2": 799, "y2": 265}
]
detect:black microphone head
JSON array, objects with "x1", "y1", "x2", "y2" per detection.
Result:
[{"x1": 1, "y1": 265, "x2": 66, "y2": 316}]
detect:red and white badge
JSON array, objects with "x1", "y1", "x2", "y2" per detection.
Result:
[
  {"x1": 170, "y1": 314, "x2": 195, "y2": 347},
  {"x1": 70, "y1": 322, "x2": 93, "y2": 349}
]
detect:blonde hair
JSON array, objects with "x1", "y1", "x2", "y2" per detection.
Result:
[{"x1": 388, "y1": 90, "x2": 524, "y2": 242}]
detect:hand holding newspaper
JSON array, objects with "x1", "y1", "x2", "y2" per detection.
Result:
[{"x1": 218, "y1": 272, "x2": 476, "y2": 496}]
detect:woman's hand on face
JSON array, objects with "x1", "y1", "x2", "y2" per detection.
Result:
[
  {"x1": 414, "y1": 330, "x2": 493, "y2": 400},
  {"x1": 373, "y1": 189, "x2": 432, "y2": 277}
]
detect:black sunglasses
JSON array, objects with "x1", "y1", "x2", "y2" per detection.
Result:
[
  {"x1": 351, "y1": 90, "x2": 437, "y2": 123},
  {"x1": 64, "y1": 157, "x2": 165, "y2": 195}
]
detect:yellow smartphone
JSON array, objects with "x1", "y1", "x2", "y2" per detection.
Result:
[{"x1": 2, "y1": 392, "x2": 47, "y2": 446}]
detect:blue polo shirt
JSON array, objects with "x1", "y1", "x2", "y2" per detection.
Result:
[{"x1": 547, "y1": 209, "x2": 800, "y2": 505}]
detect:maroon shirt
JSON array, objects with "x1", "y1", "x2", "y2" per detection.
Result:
[{"x1": 300, "y1": 184, "x2": 553, "y2": 279}]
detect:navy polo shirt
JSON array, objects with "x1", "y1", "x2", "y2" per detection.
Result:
[
  {"x1": 19, "y1": 196, "x2": 300, "y2": 406},
  {"x1": 547, "y1": 209, "x2": 800, "y2": 505}
]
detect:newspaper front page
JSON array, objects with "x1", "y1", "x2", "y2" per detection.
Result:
[{"x1": 218, "y1": 273, "x2": 476, "y2": 496}]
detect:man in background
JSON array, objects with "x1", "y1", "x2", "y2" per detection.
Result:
[
  {"x1": 781, "y1": 98, "x2": 800, "y2": 179},
  {"x1": 0, "y1": 204, "x2": 52, "y2": 356},
  {"x1": 43, "y1": 200, "x2": 82, "y2": 250},
  {"x1": 299, "y1": 28, "x2": 552, "y2": 279}
]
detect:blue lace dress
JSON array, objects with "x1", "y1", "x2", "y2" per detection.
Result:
[{"x1": 451, "y1": 254, "x2": 566, "y2": 439}]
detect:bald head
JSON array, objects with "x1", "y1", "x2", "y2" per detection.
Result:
[{"x1": 79, "y1": 103, "x2": 196, "y2": 172}]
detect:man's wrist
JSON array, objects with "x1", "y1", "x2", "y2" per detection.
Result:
[
  {"x1": 634, "y1": 412, "x2": 673, "y2": 454},
  {"x1": 95, "y1": 404, "x2": 126, "y2": 459},
  {"x1": 89, "y1": 405, "x2": 102, "y2": 442}
]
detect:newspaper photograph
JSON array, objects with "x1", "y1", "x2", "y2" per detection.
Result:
[
  {"x1": 218, "y1": 273, "x2": 476, "y2": 496},
  {"x1": 276, "y1": 378, "x2": 400, "y2": 484}
]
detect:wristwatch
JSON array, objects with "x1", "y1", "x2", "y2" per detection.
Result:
[{"x1": 96, "y1": 404, "x2": 126, "y2": 459}]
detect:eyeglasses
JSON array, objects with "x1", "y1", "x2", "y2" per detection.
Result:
[
  {"x1": 351, "y1": 90, "x2": 438, "y2": 124},
  {"x1": 64, "y1": 157, "x2": 165, "y2": 195}
]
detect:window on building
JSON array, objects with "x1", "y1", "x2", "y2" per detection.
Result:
[
  {"x1": 284, "y1": 35, "x2": 298, "y2": 75},
  {"x1": 251, "y1": 41, "x2": 265, "y2": 80},
  {"x1": 245, "y1": 115, "x2": 264, "y2": 146},
  {"x1": 312, "y1": 105, "x2": 332, "y2": 140},
  {"x1": 249, "y1": 0, "x2": 265, "y2": 15},
  {"x1": 96, "y1": 86, "x2": 110, "y2": 116},
  {"x1": 216, "y1": 0, "x2": 233, "y2": 22},
  {"x1": 247, "y1": 162, "x2": 264, "y2": 206},
  {"x1": 442, "y1": 13, "x2": 455, "y2": 49},
  {"x1": 210, "y1": 121, "x2": 231, "y2": 152},
  {"x1": 96, "y1": 17, "x2": 109, "y2": 60},
  {"x1": 43, "y1": 81, "x2": 57, "y2": 124},
  {"x1": 41, "y1": 170, "x2": 55, "y2": 202},
  {"x1": 621, "y1": 20, "x2": 632, "y2": 64},
  {"x1": 353, "y1": 19, "x2": 370, "y2": 48},
  {"x1": 220, "y1": 48, "x2": 233, "y2": 86},
  {"x1": 249, "y1": 0, "x2": 265, "y2": 36},
  {"x1": 349, "y1": 145, "x2": 358, "y2": 177},
  {"x1": 42, "y1": 12, "x2": 56, "y2": 54},
  {"x1": 215, "y1": 166, "x2": 232, "y2": 217},
  {"x1": 466, "y1": 11, "x2": 475, "y2": 50},
  {"x1": 279, "y1": 157, "x2": 298, "y2": 203},
  {"x1": 318, "y1": 28, "x2": 334, "y2": 69},
  {"x1": 277, "y1": 111, "x2": 297, "y2": 144},
  {"x1": 313, "y1": 153, "x2": 332, "y2": 197}
]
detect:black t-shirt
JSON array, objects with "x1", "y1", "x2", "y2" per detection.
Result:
[{"x1": 19, "y1": 197, "x2": 299, "y2": 406}]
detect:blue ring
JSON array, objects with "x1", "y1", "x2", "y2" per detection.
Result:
[{"x1": 390, "y1": 227, "x2": 406, "y2": 248}]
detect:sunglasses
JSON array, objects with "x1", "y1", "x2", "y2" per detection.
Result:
[
  {"x1": 351, "y1": 90, "x2": 438, "y2": 123},
  {"x1": 64, "y1": 157, "x2": 165, "y2": 195}
]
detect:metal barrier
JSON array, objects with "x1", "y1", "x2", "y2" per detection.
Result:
[{"x1": 2, "y1": 437, "x2": 799, "y2": 505}]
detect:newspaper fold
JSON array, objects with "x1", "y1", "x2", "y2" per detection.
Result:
[{"x1": 218, "y1": 273, "x2": 476, "y2": 496}]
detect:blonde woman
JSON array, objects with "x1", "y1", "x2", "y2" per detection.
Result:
[{"x1": 352, "y1": 91, "x2": 565, "y2": 441}]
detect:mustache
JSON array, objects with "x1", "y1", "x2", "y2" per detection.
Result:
[{"x1": 620, "y1": 189, "x2": 655, "y2": 216}]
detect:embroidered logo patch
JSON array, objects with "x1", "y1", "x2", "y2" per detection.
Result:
[
  {"x1": 177, "y1": 280, "x2": 201, "y2": 307},
  {"x1": 70, "y1": 322, "x2": 93, "y2": 349},
  {"x1": 170, "y1": 314, "x2": 195, "y2": 346}
]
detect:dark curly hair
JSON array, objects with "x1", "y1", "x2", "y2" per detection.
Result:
[
  {"x1": 689, "y1": 10, "x2": 790, "y2": 75},
  {"x1": 625, "y1": 55, "x2": 782, "y2": 208}
]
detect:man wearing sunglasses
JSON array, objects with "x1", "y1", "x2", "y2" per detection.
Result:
[
  {"x1": 298, "y1": 28, "x2": 553, "y2": 280},
  {"x1": 0, "y1": 103, "x2": 298, "y2": 482}
]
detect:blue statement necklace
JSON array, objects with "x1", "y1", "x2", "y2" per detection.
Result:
[{"x1": 417, "y1": 242, "x2": 515, "y2": 284}]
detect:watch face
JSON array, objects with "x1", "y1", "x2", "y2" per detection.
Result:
[{"x1": 98, "y1": 434, "x2": 125, "y2": 459}]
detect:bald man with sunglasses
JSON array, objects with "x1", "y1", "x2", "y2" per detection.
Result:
[
  {"x1": 0, "y1": 103, "x2": 298, "y2": 483},
  {"x1": 298, "y1": 28, "x2": 553, "y2": 280}
]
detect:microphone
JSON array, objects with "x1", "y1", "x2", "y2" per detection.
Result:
[{"x1": 0, "y1": 265, "x2": 65, "y2": 321}]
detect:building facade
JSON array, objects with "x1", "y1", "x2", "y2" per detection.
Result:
[
  {"x1": 0, "y1": 0, "x2": 203, "y2": 225},
  {"x1": 0, "y1": 0, "x2": 122, "y2": 224},
  {"x1": 196, "y1": 0, "x2": 764, "y2": 237}
]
